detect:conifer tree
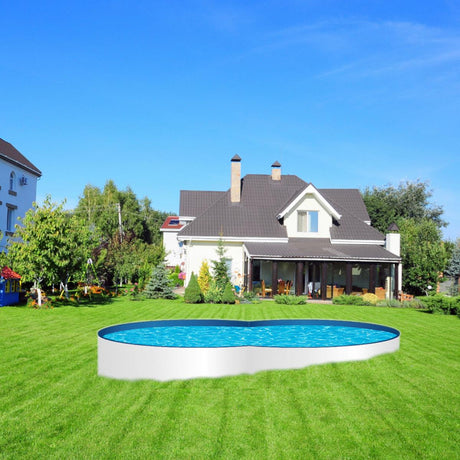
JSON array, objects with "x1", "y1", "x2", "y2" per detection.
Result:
[
  {"x1": 184, "y1": 272, "x2": 203, "y2": 303},
  {"x1": 211, "y1": 238, "x2": 230, "y2": 292},
  {"x1": 197, "y1": 260, "x2": 212, "y2": 294},
  {"x1": 144, "y1": 263, "x2": 176, "y2": 299},
  {"x1": 222, "y1": 282, "x2": 236, "y2": 304}
]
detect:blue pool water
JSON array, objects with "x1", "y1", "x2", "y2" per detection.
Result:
[{"x1": 102, "y1": 321, "x2": 397, "y2": 348}]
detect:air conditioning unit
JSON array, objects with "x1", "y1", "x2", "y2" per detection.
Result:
[{"x1": 19, "y1": 176, "x2": 28, "y2": 186}]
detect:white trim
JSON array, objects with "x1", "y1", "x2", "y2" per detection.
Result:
[
  {"x1": 160, "y1": 228, "x2": 183, "y2": 233},
  {"x1": 246, "y1": 255, "x2": 401, "y2": 263},
  {"x1": 331, "y1": 239, "x2": 384, "y2": 245},
  {"x1": 277, "y1": 184, "x2": 342, "y2": 221},
  {"x1": 178, "y1": 235, "x2": 288, "y2": 244}
]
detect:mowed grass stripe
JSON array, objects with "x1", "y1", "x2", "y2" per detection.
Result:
[{"x1": 0, "y1": 298, "x2": 459, "y2": 459}]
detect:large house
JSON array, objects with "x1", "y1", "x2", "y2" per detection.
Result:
[
  {"x1": 163, "y1": 156, "x2": 401, "y2": 300},
  {"x1": 0, "y1": 138, "x2": 42, "y2": 251}
]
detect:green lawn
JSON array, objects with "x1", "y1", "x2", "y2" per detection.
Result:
[{"x1": 0, "y1": 298, "x2": 459, "y2": 459}]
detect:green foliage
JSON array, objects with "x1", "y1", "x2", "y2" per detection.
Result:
[
  {"x1": 197, "y1": 260, "x2": 212, "y2": 294},
  {"x1": 445, "y1": 239, "x2": 460, "y2": 277},
  {"x1": 362, "y1": 180, "x2": 445, "y2": 233},
  {"x1": 7, "y1": 196, "x2": 96, "y2": 289},
  {"x1": 376, "y1": 299, "x2": 403, "y2": 308},
  {"x1": 184, "y1": 273, "x2": 203, "y2": 304},
  {"x1": 243, "y1": 290, "x2": 258, "y2": 302},
  {"x1": 399, "y1": 218, "x2": 448, "y2": 295},
  {"x1": 362, "y1": 293, "x2": 379, "y2": 305},
  {"x1": 419, "y1": 294, "x2": 460, "y2": 315},
  {"x1": 332, "y1": 295, "x2": 366, "y2": 306},
  {"x1": 211, "y1": 238, "x2": 230, "y2": 292},
  {"x1": 168, "y1": 265, "x2": 184, "y2": 287},
  {"x1": 144, "y1": 264, "x2": 177, "y2": 299},
  {"x1": 274, "y1": 295, "x2": 307, "y2": 305},
  {"x1": 222, "y1": 282, "x2": 236, "y2": 304},
  {"x1": 74, "y1": 181, "x2": 169, "y2": 285},
  {"x1": 204, "y1": 279, "x2": 223, "y2": 304}
]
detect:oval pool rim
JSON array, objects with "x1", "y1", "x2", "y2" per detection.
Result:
[{"x1": 98, "y1": 319, "x2": 400, "y2": 381}]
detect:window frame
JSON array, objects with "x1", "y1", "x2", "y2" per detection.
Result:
[{"x1": 297, "y1": 210, "x2": 319, "y2": 233}]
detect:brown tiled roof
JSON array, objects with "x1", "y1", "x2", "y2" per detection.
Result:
[
  {"x1": 0, "y1": 138, "x2": 42, "y2": 176},
  {"x1": 179, "y1": 175, "x2": 306, "y2": 238},
  {"x1": 320, "y1": 189, "x2": 370, "y2": 222},
  {"x1": 245, "y1": 239, "x2": 400, "y2": 262},
  {"x1": 178, "y1": 174, "x2": 385, "y2": 242},
  {"x1": 179, "y1": 190, "x2": 226, "y2": 217}
]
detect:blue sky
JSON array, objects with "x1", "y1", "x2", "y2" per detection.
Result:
[{"x1": 2, "y1": 0, "x2": 459, "y2": 240}]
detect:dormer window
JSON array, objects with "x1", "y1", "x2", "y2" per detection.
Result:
[{"x1": 297, "y1": 211, "x2": 318, "y2": 233}]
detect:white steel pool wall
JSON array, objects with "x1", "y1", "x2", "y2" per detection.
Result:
[{"x1": 98, "y1": 334, "x2": 400, "y2": 382}]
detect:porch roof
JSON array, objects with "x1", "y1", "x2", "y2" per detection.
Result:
[{"x1": 244, "y1": 238, "x2": 401, "y2": 263}]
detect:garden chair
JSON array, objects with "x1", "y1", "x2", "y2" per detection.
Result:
[
  {"x1": 261, "y1": 280, "x2": 272, "y2": 298},
  {"x1": 284, "y1": 280, "x2": 292, "y2": 295},
  {"x1": 278, "y1": 280, "x2": 285, "y2": 295}
]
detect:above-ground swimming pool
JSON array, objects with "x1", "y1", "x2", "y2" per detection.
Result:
[{"x1": 98, "y1": 319, "x2": 400, "y2": 381}]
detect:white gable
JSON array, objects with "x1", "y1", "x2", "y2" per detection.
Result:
[{"x1": 279, "y1": 184, "x2": 341, "y2": 239}]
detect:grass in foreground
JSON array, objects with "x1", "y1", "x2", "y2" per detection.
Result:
[{"x1": 0, "y1": 298, "x2": 459, "y2": 459}]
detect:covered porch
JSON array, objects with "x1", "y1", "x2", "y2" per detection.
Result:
[{"x1": 243, "y1": 239, "x2": 401, "y2": 301}]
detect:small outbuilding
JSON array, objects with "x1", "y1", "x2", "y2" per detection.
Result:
[{"x1": 0, "y1": 266, "x2": 21, "y2": 306}]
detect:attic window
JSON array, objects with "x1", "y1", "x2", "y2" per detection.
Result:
[
  {"x1": 169, "y1": 219, "x2": 180, "y2": 225},
  {"x1": 297, "y1": 211, "x2": 318, "y2": 233}
]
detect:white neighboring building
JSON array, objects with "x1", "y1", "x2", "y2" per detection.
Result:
[{"x1": 0, "y1": 138, "x2": 42, "y2": 251}]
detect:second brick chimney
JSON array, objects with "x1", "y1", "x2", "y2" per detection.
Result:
[{"x1": 271, "y1": 161, "x2": 281, "y2": 181}]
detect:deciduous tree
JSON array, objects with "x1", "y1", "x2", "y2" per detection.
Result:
[{"x1": 8, "y1": 197, "x2": 95, "y2": 302}]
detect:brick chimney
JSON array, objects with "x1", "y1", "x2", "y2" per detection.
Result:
[
  {"x1": 271, "y1": 161, "x2": 281, "y2": 181},
  {"x1": 231, "y1": 155, "x2": 241, "y2": 203}
]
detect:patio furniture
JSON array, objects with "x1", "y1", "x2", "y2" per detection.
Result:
[
  {"x1": 278, "y1": 280, "x2": 285, "y2": 295},
  {"x1": 261, "y1": 280, "x2": 272, "y2": 298},
  {"x1": 284, "y1": 280, "x2": 292, "y2": 295}
]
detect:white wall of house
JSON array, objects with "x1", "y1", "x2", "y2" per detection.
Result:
[
  {"x1": 162, "y1": 230, "x2": 185, "y2": 268},
  {"x1": 284, "y1": 193, "x2": 332, "y2": 238},
  {"x1": 0, "y1": 158, "x2": 39, "y2": 251},
  {"x1": 183, "y1": 240, "x2": 245, "y2": 286}
]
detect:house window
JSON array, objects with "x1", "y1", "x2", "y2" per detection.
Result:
[
  {"x1": 6, "y1": 207, "x2": 16, "y2": 232},
  {"x1": 9, "y1": 172, "x2": 15, "y2": 191},
  {"x1": 297, "y1": 211, "x2": 318, "y2": 233}
]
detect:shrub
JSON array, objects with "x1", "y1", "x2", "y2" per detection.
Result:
[
  {"x1": 197, "y1": 260, "x2": 212, "y2": 294},
  {"x1": 419, "y1": 294, "x2": 460, "y2": 315},
  {"x1": 362, "y1": 293, "x2": 378, "y2": 305},
  {"x1": 222, "y1": 282, "x2": 236, "y2": 304},
  {"x1": 332, "y1": 295, "x2": 366, "y2": 306},
  {"x1": 144, "y1": 264, "x2": 177, "y2": 299},
  {"x1": 184, "y1": 273, "x2": 203, "y2": 304},
  {"x1": 376, "y1": 299, "x2": 403, "y2": 308},
  {"x1": 243, "y1": 290, "x2": 258, "y2": 302},
  {"x1": 274, "y1": 295, "x2": 307, "y2": 305},
  {"x1": 204, "y1": 280, "x2": 223, "y2": 303},
  {"x1": 204, "y1": 280, "x2": 223, "y2": 304}
]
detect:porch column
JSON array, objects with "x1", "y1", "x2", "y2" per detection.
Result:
[
  {"x1": 369, "y1": 264, "x2": 376, "y2": 294},
  {"x1": 346, "y1": 263, "x2": 353, "y2": 295},
  {"x1": 393, "y1": 263, "x2": 399, "y2": 299},
  {"x1": 321, "y1": 262, "x2": 327, "y2": 300},
  {"x1": 296, "y1": 262, "x2": 304, "y2": 296},
  {"x1": 248, "y1": 259, "x2": 253, "y2": 292},
  {"x1": 271, "y1": 261, "x2": 278, "y2": 295}
]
